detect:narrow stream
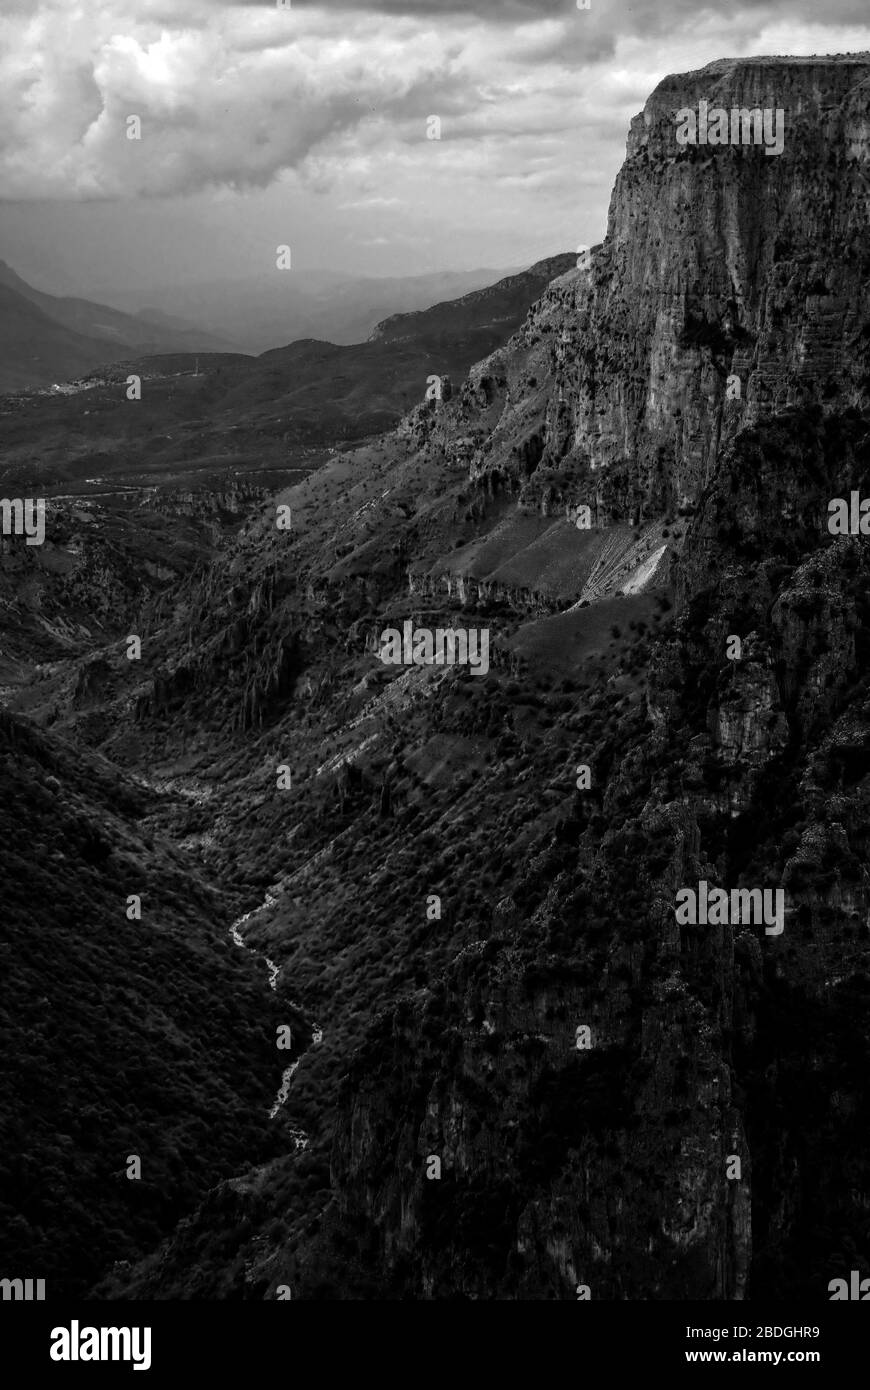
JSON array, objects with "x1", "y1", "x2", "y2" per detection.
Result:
[
  {"x1": 135, "y1": 772, "x2": 322, "y2": 1145},
  {"x1": 228, "y1": 893, "x2": 323, "y2": 1139}
]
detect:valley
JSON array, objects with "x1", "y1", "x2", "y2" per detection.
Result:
[{"x1": 3, "y1": 53, "x2": 870, "y2": 1302}]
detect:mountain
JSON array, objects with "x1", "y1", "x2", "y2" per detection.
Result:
[
  {"x1": 99, "y1": 266, "x2": 527, "y2": 356},
  {"x1": 240, "y1": 253, "x2": 577, "y2": 435},
  {"x1": 5, "y1": 54, "x2": 870, "y2": 1301},
  {"x1": 0, "y1": 262, "x2": 239, "y2": 392},
  {"x1": 0, "y1": 255, "x2": 575, "y2": 500},
  {"x1": 0, "y1": 281, "x2": 124, "y2": 394},
  {"x1": 367, "y1": 259, "x2": 568, "y2": 345}
]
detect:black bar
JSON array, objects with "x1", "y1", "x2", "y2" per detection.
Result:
[{"x1": 1, "y1": 1302, "x2": 864, "y2": 1380}]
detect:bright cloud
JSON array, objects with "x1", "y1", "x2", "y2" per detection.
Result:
[{"x1": 1, "y1": 0, "x2": 869, "y2": 284}]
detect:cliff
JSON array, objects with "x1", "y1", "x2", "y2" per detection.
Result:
[
  {"x1": 421, "y1": 54, "x2": 870, "y2": 522},
  {"x1": 78, "y1": 56, "x2": 870, "y2": 1300}
]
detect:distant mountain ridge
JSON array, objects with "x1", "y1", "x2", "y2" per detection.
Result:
[
  {"x1": 0, "y1": 253, "x2": 577, "y2": 504},
  {"x1": 94, "y1": 265, "x2": 532, "y2": 356},
  {"x1": 0, "y1": 280, "x2": 122, "y2": 393},
  {"x1": 0, "y1": 258, "x2": 568, "y2": 398},
  {"x1": 367, "y1": 255, "x2": 576, "y2": 344},
  {"x1": 0, "y1": 261, "x2": 238, "y2": 392}
]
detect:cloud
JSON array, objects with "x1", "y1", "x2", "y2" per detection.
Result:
[
  {"x1": 0, "y1": 2, "x2": 468, "y2": 198},
  {"x1": 338, "y1": 195, "x2": 402, "y2": 209},
  {"x1": 226, "y1": 0, "x2": 569, "y2": 17},
  {"x1": 2, "y1": 0, "x2": 870, "y2": 206}
]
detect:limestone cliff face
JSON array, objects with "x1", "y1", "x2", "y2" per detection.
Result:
[
  {"x1": 275, "y1": 58, "x2": 870, "y2": 1301},
  {"x1": 407, "y1": 56, "x2": 870, "y2": 531}
]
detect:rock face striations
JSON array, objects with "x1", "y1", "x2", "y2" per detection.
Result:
[{"x1": 408, "y1": 56, "x2": 870, "y2": 524}]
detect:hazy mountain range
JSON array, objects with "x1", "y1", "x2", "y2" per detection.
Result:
[
  {"x1": 0, "y1": 254, "x2": 575, "y2": 507},
  {"x1": 99, "y1": 266, "x2": 527, "y2": 355},
  {"x1": 0, "y1": 260, "x2": 524, "y2": 393}
]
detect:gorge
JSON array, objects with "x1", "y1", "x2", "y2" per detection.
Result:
[{"x1": 2, "y1": 51, "x2": 870, "y2": 1302}]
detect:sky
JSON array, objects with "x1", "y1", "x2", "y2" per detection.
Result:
[{"x1": 2, "y1": 0, "x2": 870, "y2": 299}]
